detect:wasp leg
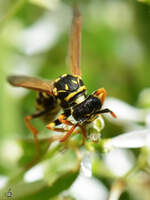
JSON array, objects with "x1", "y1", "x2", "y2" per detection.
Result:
[
  {"x1": 46, "y1": 112, "x2": 69, "y2": 132},
  {"x1": 58, "y1": 114, "x2": 74, "y2": 126},
  {"x1": 70, "y1": 125, "x2": 86, "y2": 145},
  {"x1": 46, "y1": 120, "x2": 66, "y2": 133},
  {"x1": 46, "y1": 112, "x2": 72, "y2": 132},
  {"x1": 58, "y1": 114, "x2": 87, "y2": 143},
  {"x1": 96, "y1": 108, "x2": 117, "y2": 118},
  {"x1": 93, "y1": 88, "x2": 107, "y2": 104},
  {"x1": 60, "y1": 123, "x2": 79, "y2": 142},
  {"x1": 47, "y1": 113, "x2": 87, "y2": 143},
  {"x1": 58, "y1": 115, "x2": 86, "y2": 143},
  {"x1": 25, "y1": 109, "x2": 48, "y2": 154}
]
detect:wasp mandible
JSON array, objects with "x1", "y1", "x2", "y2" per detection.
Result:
[{"x1": 8, "y1": 6, "x2": 116, "y2": 152}]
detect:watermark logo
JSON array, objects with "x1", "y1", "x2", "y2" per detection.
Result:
[
  {"x1": 5, "y1": 188, "x2": 13, "y2": 198},
  {"x1": 0, "y1": 188, "x2": 14, "y2": 200}
]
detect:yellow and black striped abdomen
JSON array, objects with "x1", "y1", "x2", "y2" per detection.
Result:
[
  {"x1": 53, "y1": 74, "x2": 87, "y2": 109},
  {"x1": 36, "y1": 92, "x2": 61, "y2": 123}
]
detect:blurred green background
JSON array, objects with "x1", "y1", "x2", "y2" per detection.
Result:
[{"x1": 0, "y1": 0, "x2": 150, "y2": 200}]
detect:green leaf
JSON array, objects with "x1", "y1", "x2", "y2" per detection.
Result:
[
  {"x1": 18, "y1": 138, "x2": 50, "y2": 168},
  {"x1": 11, "y1": 170, "x2": 79, "y2": 200},
  {"x1": 138, "y1": 0, "x2": 150, "y2": 5}
]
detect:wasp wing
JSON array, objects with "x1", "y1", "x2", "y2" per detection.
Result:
[
  {"x1": 69, "y1": 5, "x2": 82, "y2": 77},
  {"x1": 7, "y1": 75, "x2": 54, "y2": 93}
]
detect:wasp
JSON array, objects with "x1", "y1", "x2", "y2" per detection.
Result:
[{"x1": 8, "y1": 6, "x2": 116, "y2": 152}]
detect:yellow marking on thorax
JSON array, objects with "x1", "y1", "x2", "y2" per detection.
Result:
[
  {"x1": 58, "y1": 90, "x2": 66, "y2": 93},
  {"x1": 65, "y1": 85, "x2": 86, "y2": 102},
  {"x1": 54, "y1": 77, "x2": 60, "y2": 83},
  {"x1": 65, "y1": 84, "x2": 69, "y2": 90},
  {"x1": 73, "y1": 75, "x2": 81, "y2": 78},
  {"x1": 72, "y1": 80, "x2": 78, "y2": 84},
  {"x1": 77, "y1": 78, "x2": 80, "y2": 84},
  {"x1": 62, "y1": 74, "x2": 67, "y2": 77}
]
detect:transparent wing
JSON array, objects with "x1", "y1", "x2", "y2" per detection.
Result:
[
  {"x1": 7, "y1": 75, "x2": 54, "y2": 93},
  {"x1": 69, "y1": 5, "x2": 82, "y2": 77}
]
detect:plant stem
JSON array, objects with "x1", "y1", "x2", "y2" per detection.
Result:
[{"x1": 107, "y1": 179, "x2": 126, "y2": 200}]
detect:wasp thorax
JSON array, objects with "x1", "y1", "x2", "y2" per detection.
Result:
[
  {"x1": 53, "y1": 74, "x2": 87, "y2": 109},
  {"x1": 72, "y1": 95, "x2": 102, "y2": 123}
]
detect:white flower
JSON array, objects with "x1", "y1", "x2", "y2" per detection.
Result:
[
  {"x1": 104, "y1": 149, "x2": 135, "y2": 177},
  {"x1": 81, "y1": 153, "x2": 92, "y2": 178},
  {"x1": 104, "y1": 97, "x2": 148, "y2": 123},
  {"x1": 105, "y1": 129, "x2": 150, "y2": 149},
  {"x1": 70, "y1": 174, "x2": 108, "y2": 200},
  {"x1": 24, "y1": 164, "x2": 44, "y2": 183}
]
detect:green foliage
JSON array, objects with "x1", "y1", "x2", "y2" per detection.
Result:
[
  {"x1": 12, "y1": 170, "x2": 79, "y2": 200},
  {"x1": 18, "y1": 138, "x2": 50, "y2": 167},
  {"x1": 138, "y1": 0, "x2": 150, "y2": 5}
]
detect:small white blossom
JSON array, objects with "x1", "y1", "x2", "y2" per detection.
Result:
[
  {"x1": 81, "y1": 153, "x2": 92, "y2": 178},
  {"x1": 104, "y1": 97, "x2": 147, "y2": 123},
  {"x1": 104, "y1": 149, "x2": 135, "y2": 177},
  {"x1": 70, "y1": 174, "x2": 108, "y2": 200},
  {"x1": 24, "y1": 164, "x2": 44, "y2": 183},
  {"x1": 105, "y1": 129, "x2": 150, "y2": 149}
]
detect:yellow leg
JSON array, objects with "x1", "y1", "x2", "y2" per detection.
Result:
[{"x1": 46, "y1": 122, "x2": 66, "y2": 132}]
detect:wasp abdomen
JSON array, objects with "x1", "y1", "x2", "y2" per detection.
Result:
[
  {"x1": 36, "y1": 92, "x2": 60, "y2": 123},
  {"x1": 72, "y1": 95, "x2": 102, "y2": 122}
]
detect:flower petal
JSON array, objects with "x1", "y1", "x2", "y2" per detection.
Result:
[
  {"x1": 106, "y1": 129, "x2": 150, "y2": 148},
  {"x1": 104, "y1": 98, "x2": 147, "y2": 123}
]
